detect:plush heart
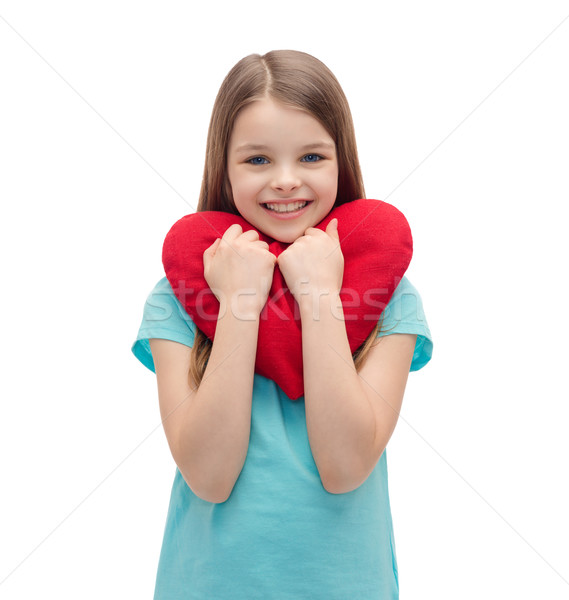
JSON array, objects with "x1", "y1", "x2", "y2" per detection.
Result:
[{"x1": 162, "y1": 199, "x2": 412, "y2": 400}]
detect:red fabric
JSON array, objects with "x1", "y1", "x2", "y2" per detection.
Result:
[{"x1": 162, "y1": 199, "x2": 412, "y2": 400}]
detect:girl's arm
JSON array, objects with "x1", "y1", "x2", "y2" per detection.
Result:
[
  {"x1": 150, "y1": 224, "x2": 275, "y2": 504},
  {"x1": 279, "y1": 219, "x2": 415, "y2": 493},
  {"x1": 299, "y1": 294, "x2": 416, "y2": 494},
  {"x1": 150, "y1": 312, "x2": 260, "y2": 503}
]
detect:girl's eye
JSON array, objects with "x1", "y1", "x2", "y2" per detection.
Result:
[
  {"x1": 301, "y1": 154, "x2": 323, "y2": 163},
  {"x1": 247, "y1": 156, "x2": 269, "y2": 165}
]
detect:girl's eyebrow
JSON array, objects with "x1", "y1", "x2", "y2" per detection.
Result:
[
  {"x1": 234, "y1": 141, "x2": 335, "y2": 153},
  {"x1": 300, "y1": 141, "x2": 335, "y2": 151},
  {"x1": 234, "y1": 143, "x2": 270, "y2": 153}
]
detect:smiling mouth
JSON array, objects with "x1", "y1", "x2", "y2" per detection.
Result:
[{"x1": 262, "y1": 200, "x2": 312, "y2": 213}]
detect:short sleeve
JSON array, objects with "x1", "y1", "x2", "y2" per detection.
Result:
[
  {"x1": 131, "y1": 277, "x2": 196, "y2": 373},
  {"x1": 377, "y1": 276, "x2": 433, "y2": 371}
]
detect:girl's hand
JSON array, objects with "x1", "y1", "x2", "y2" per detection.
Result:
[
  {"x1": 277, "y1": 218, "x2": 344, "y2": 306},
  {"x1": 203, "y1": 224, "x2": 277, "y2": 319}
]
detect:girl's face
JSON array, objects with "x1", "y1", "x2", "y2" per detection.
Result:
[{"x1": 226, "y1": 96, "x2": 339, "y2": 244}]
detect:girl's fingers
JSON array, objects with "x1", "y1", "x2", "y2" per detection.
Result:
[
  {"x1": 204, "y1": 233, "x2": 271, "y2": 263},
  {"x1": 222, "y1": 224, "x2": 261, "y2": 244},
  {"x1": 303, "y1": 226, "x2": 325, "y2": 237},
  {"x1": 326, "y1": 218, "x2": 340, "y2": 240},
  {"x1": 222, "y1": 223, "x2": 244, "y2": 241},
  {"x1": 203, "y1": 237, "x2": 221, "y2": 266},
  {"x1": 239, "y1": 228, "x2": 260, "y2": 242},
  {"x1": 303, "y1": 219, "x2": 339, "y2": 239},
  {"x1": 297, "y1": 222, "x2": 340, "y2": 247},
  {"x1": 205, "y1": 237, "x2": 221, "y2": 254},
  {"x1": 253, "y1": 239, "x2": 270, "y2": 251}
]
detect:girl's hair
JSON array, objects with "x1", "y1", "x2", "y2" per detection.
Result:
[
  {"x1": 190, "y1": 49, "x2": 382, "y2": 388},
  {"x1": 197, "y1": 49, "x2": 365, "y2": 212}
]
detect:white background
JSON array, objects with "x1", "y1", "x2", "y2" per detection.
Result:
[{"x1": 1, "y1": 1, "x2": 568, "y2": 598}]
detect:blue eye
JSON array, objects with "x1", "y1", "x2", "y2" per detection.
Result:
[
  {"x1": 301, "y1": 154, "x2": 323, "y2": 163},
  {"x1": 247, "y1": 156, "x2": 269, "y2": 165}
]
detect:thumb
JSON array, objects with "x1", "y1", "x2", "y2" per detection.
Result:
[
  {"x1": 326, "y1": 218, "x2": 340, "y2": 241},
  {"x1": 203, "y1": 237, "x2": 221, "y2": 267}
]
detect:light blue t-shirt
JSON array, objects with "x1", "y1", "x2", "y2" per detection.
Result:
[{"x1": 132, "y1": 276, "x2": 432, "y2": 599}]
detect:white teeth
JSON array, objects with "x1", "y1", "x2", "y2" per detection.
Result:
[{"x1": 264, "y1": 201, "x2": 308, "y2": 213}]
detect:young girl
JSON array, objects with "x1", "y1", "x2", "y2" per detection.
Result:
[{"x1": 132, "y1": 50, "x2": 433, "y2": 599}]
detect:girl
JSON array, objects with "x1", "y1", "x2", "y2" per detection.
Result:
[{"x1": 132, "y1": 50, "x2": 433, "y2": 599}]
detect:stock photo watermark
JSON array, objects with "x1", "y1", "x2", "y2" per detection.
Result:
[{"x1": 144, "y1": 279, "x2": 426, "y2": 325}]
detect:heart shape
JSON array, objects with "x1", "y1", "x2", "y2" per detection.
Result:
[{"x1": 162, "y1": 199, "x2": 412, "y2": 400}]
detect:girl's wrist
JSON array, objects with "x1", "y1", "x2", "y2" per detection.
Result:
[
  {"x1": 297, "y1": 289, "x2": 344, "y2": 323},
  {"x1": 215, "y1": 290, "x2": 267, "y2": 324}
]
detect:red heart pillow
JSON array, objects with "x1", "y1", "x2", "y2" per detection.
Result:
[{"x1": 162, "y1": 199, "x2": 412, "y2": 400}]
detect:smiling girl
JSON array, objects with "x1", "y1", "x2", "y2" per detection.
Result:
[
  {"x1": 132, "y1": 50, "x2": 433, "y2": 599},
  {"x1": 226, "y1": 96, "x2": 338, "y2": 243}
]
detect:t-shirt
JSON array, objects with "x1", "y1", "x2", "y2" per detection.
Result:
[{"x1": 132, "y1": 276, "x2": 433, "y2": 599}]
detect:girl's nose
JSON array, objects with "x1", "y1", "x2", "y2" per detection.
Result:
[{"x1": 271, "y1": 167, "x2": 301, "y2": 193}]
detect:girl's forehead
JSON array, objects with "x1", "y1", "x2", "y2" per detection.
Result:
[
  {"x1": 237, "y1": 96, "x2": 313, "y2": 123},
  {"x1": 230, "y1": 97, "x2": 333, "y2": 148}
]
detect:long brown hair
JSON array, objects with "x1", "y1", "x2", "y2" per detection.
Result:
[{"x1": 190, "y1": 50, "x2": 382, "y2": 389}]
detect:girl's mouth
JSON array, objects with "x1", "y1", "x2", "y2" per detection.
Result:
[{"x1": 261, "y1": 200, "x2": 313, "y2": 216}]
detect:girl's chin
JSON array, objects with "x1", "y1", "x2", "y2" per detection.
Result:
[{"x1": 263, "y1": 226, "x2": 305, "y2": 244}]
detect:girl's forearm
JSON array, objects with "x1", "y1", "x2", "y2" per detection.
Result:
[
  {"x1": 180, "y1": 311, "x2": 259, "y2": 503},
  {"x1": 300, "y1": 293, "x2": 377, "y2": 494}
]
